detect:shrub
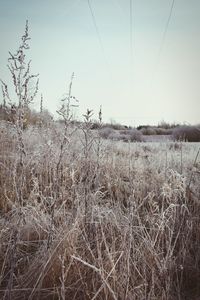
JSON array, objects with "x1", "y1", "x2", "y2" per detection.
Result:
[
  {"x1": 99, "y1": 127, "x2": 115, "y2": 139},
  {"x1": 140, "y1": 127, "x2": 157, "y2": 135},
  {"x1": 117, "y1": 129, "x2": 143, "y2": 142},
  {"x1": 155, "y1": 128, "x2": 173, "y2": 135},
  {"x1": 128, "y1": 129, "x2": 143, "y2": 142},
  {"x1": 138, "y1": 125, "x2": 175, "y2": 136},
  {"x1": 173, "y1": 126, "x2": 200, "y2": 142},
  {"x1": 109, "y1": 131, "x2": 121, "y2": 140},
  {"x1": 0, "y1": 105, "x2": 53, "y2": 128},
  {"x1": 100, "y1": 128, "x2": 143, "y2": 142}
]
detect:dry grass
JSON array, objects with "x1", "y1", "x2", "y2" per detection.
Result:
[{"x1": 0, "y1": 120, "x2": 200, "y2": 300}]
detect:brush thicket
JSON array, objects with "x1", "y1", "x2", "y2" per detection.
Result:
[{"x1": 0, "y1": 121, "x2": 200, "y2": 299}]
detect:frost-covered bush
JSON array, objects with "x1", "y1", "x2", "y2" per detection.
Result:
[
  {"x1": 119, "y1": 129, "x2": 143, "y2": 142},
  {"x1": 173, "y1": 126, "x2": 200, "y2": 142},
  {"x1": 129, "y1": 129, "x2": 143, "y2": 141},
  {"x1": 99, "y1": 127, "x2": 115, "y2": 139},
  {"x1": 140, "y1": 127, "x2": 157, "y2": 135},
  {"x1": 100, "y1": 128, "x2": 143, "y2": 142}
]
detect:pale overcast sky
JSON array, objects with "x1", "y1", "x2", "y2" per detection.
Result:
[{"x1": 0, "y1": 0, "x2": 199, "y2": 126}]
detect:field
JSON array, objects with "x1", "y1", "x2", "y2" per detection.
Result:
[{"x1": 0, "y1": 120, "x2": 200, "y2": 300}]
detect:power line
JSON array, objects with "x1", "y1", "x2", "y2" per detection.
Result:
[
  {"x1": 87, "y1": 0, "x2": 109, "y2": 70},
  {"x1": 150, "y1": 0, "x2": 176, "y2": 90},
  {"x1": 157, "y1": 0, "x2": 175, "y2": 67},
  {"x1": 129, "y1": 0, "x2": 134, "y2": 98},
  {"x1": 130, "y1": 0, "x2": 133, "y2": 67}
]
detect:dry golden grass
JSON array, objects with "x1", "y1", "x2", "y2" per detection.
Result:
[{"x1": 0, "y1": 121, "x2": 200, "y2": 300}]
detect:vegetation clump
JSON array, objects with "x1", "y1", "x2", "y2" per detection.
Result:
[{"x1": 173, "y1": 125, "x2": 200, "y2": 142}]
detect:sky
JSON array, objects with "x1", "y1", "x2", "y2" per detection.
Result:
[{"x1": 0, "y1": 0, "x2": 200, "y2": 126}]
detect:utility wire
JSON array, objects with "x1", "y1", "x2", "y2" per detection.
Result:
[
  {"x1": 157, "y1": 0, "x2": 175, "y2": 68},
  {"x1": 129, "y1": 0, "x2": 134, "y2": 97},
  {"x1": 150, "y1": 0, "x2": 175, "y2": 90},
  {"x1": 87, "y1": 0, "x2": 110, "y2": 71},
  {"x1": 148, "y1": 0, "x2": 176, "y2": 124},
  {"x1": 130, "y1": 0, "x2": 133, "y2": 67}
]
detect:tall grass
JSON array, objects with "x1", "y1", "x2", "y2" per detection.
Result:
[{"x1": 0, "y1": 122, "x2": 200, "y2": 299}]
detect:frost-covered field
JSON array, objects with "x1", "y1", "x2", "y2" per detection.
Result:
[{"x1": 0, "y1": 121, "x2": 200, "y2": 300}]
